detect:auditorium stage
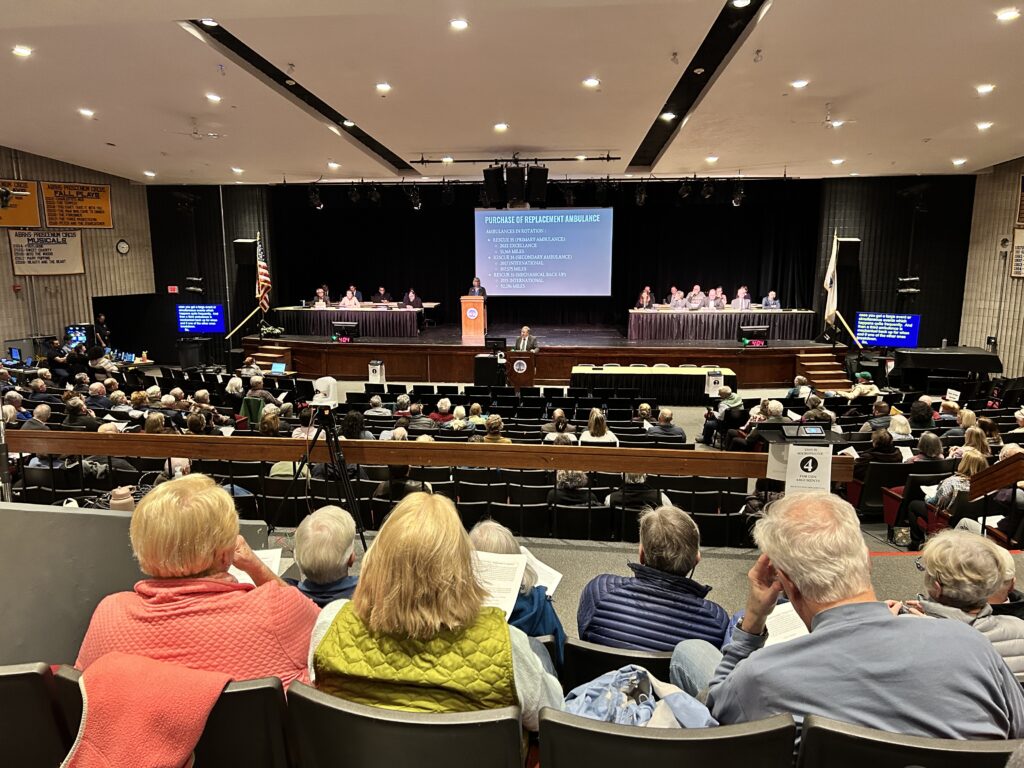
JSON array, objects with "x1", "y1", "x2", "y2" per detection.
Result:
[{"x1": 243, "y1": 324, "x2": 845, "y2": 389}]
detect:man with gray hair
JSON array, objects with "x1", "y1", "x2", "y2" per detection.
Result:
[
  {"x1": 393, "y1": 394, "x2": 412, "y2": 416},
  {"x1": 287, "y1": 506, "x2": 359, "y2": 607},
  {"x1": 670, "y1": 492, "x2": 1024, "y2": 739},
  {"x1": 28, "y1": 378, "x2": 61, "y2": 404},
  {"x1": 647, "y1": 407, "x2": 686, "y2": 440},
  {"x1": 62, "y1": 397, "x2": 103, "y2": 431},
  {"x1": 578, "y1": 505, "x2": 728, "y2": 651},
  {"x1": 4, "y1": 390, "x2": 30, "y2": 420},
  {"x1": 363, "y1": 394, "x2": 392, "y2": 417},
  {"x1": 86, "y1": 382, "x2": 112, "y2": 410},
  {"x1": 22, "y1": 403, "x2": 51, "y2": 431},
  {"x1": 247, "y1": 375, "x2": 293, "y2": 416}
]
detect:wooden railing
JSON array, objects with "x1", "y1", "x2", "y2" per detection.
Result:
[
  {"x1": 6, "y1": 431, "x2": 855, "y2": 481},
  {"x1": 968, "y1": 453, "x2": 1024, "y2": 500}
]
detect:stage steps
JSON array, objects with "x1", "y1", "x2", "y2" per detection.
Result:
[
  {"x1": 797, "y1": 353, "x2": 851, "y2": 390},
  {"x1": 252, "y1": 344, "x2": 292, "y2": 370}
]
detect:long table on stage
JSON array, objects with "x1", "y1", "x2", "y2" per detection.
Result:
[
  {"x1": 628, "y1": 308, "x2": 816, "y2": 341},
  {"x1": 569, "y1": 365, "x2": 737, "y2": 404},
  {"x1": 274, "y1": 305, "x2": 437, "y2": 338}
]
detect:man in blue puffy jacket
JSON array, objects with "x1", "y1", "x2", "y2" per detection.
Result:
[{"x1": 577, "y1": 505, "x2": 729, "y2": 651}]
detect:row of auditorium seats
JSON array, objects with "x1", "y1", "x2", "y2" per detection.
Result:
[{"x1": 4, "y1": 657, "x2": 1017, "y2": 768}]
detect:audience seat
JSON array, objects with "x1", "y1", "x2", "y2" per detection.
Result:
[
  {"x1": 287, "y1": 682, "x2": 522, "y2": 768},
  {"x1": 0, "y1": 662, "x2": 71, "y2": 768},
  {"x1": 560, "y1": 639, "x2": 673, "y2": 693},
  {"x1": 540, "y1": 709, "x2": 796, "y2": 767},
  {"x1": 553, "y1": 504, "x2": 612, "y2": 540},
  {"x1": 795, "y1": 714, "x2": 1024, "y2": 768},
  {"x1": 844, "y1": 462, "x2": 915, "y2": 516}
]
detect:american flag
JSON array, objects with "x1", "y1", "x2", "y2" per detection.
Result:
[{"x1": 256, "y1": 231, "x2": 271, "y2": 313}]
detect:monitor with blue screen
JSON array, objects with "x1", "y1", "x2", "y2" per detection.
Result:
[
  {"x1": 855, "y1": 312, "x2": 921, "y2": 348},
  {"x1": 271, "y1": 362, "x2": 286, "y2": 374}
]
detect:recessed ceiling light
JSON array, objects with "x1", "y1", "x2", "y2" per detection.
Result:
[
  {"x1": 284, "y1": 79, "x2": 297, "y2": 86},
  {"x1": 952, "y1": 158, "x2": 968, "y2": 166},
  {"x1": 849, "y1": 172, "x2": 860, "y2": 176},
  {"x1": 143, "y1": 171, "x2": 156, "y2": 178},
  {"x1": 449, "y1": 18, "x2": 469, "y2": 30},
  {"x1": 199, "y1": 18, "x2": 218, "y2": 27},
  {"x1": 582, "y1": 77, "x2": 601, "y2": 88},
  {"x1": 790, "y1": 79, "x2": 810, "y2": 89},
  {"x1": 977, "y1": 121, "x2": 994, "y2": 131},
  {"x1": 830, "y1": 120, "x2": 845, "y2": 128},
  {"x1": 493, "y1": 122, "x2": 509, "y2": 132},
  {"x1": 976, "y1": 83, "x2": 996, "y2": 95},
  {"x1": 375, "y1": 82, "x2": 392, "y2": 93},
  {"x1": 231, "y1": 167, "x2": 244, "y2": 174},
  {"x1": 705, "y1": 155, "x2": 719, "y2": 163},
  {"x1": 830, "y1": 158, "x2": 845, "y2": 165},
  {"x1": 328, "y1": 125, "x2": 341, "y2": 136},
  {"x1": 575, "y1": 155, "x2": 588, "y2": 161},
  {"x1": 206, "y1": 93, "x2": 222, "y2": 103},
  {"x1": 441, "y1": 156, "x2": 454, "y2": 164},
  {"x1": 732, "y1": 0, "x2": 752, "y2": 7},
  {"x1": 11, "y1": 45, "x2": 32, "y2": 57},
  {"x1": 78, "y1": 108, "x2": 95, "y2": 118},
  {"x1": 342, "y1": 120, "x2": 355, "y2": 128},
  {"x1": 327, "y1": 161, "x2": 341, "y2": 170},
  {"x1": 660, "y1": 111, "x2": 676, "y2": 121},
  {"x1": 996, "y1": 7, "x2": 1020, "y2": 21}
]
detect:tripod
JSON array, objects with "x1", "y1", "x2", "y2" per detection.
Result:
[{"x1": 277, "y1": 404, "x2": 368, "y2": 551}]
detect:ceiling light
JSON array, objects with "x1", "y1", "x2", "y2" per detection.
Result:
[
  {"x1": 441, "y1": 156, "x2": 454, "y2": 164},
  {"x1": 705, "y1": 155, "x2": 719, "y2": 163},
  {"x1": 231, "y1": 167, "x2": 244, "y2": 174},
  {"x1": 977, "y1": 121, "x2": 994, "y2": 131},
  {"x1": 199, "y1": 18, "x2": 218, "y2": 27},
  {"x1": 830, "y1": 158, "x2": 845, "y2": 165},
  {"x1": 952, "y1": 158, "x2": 968, "y2": 166},
  {"x1": 575, "y1": 155, "x2": 588, "y2": 161},
  {"x1": 790, "y1": 79, "x2": 809, "y2": 89},
  {"x1": 830, "y1": 120, "x2": 845, "y2": 128},
  {"x1": 849, "y1": 172, "x2": 860, "y2": 176},
  {"x1": 235, "y1": 181, "x2": 244, "y2": 184},
  {"x1": 449, "y1": 18, "x2": 469, "y2": 30},
  {"x1": 12, "y1": 45, "x2": 32, "y2": 57},
  {"x1": 375, "y1": 82, "x2": 392, "y2": 93},
  {"x1": 328, "y1": 125, "x2": 341, "y2": 136},
  {"x1": 494, "y1": 122, "x2": 509, "y2": 132},
  {"x1": 660, "y1": 111, "x2": 676, "y2": 121},
  {"x1": 976, "y1": 83, "x2": 996, "y2": 95},
  {"x1": 996, "y1": 7, "x2": 1020, "y2": 21},
  {"x1": 284, "y1": 79, "x2": 296, "y2": 86},
  {"x1": 342, "y1": 120, "x2": 355, "y2": 128},
  {"x1": 143, "y1": 171, "x2": 156, "y2": 178},
  {"x1": 78, "y1": 108, "x2": 95, "y2": 118},
  {"x1": 327, "y1": 161, "x2": 341, "y2": 170},
  {"x1": 732, "y1": 0, "x2": 752, "y2": 6},
  {"x1": 582, "y1": 77, "x2": 601, "y2": 88},
  {"x1": 206, "y1": 93, "x2": 222, "y2": 103}
]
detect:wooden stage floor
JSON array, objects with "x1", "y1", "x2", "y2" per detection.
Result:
[{"x1": 243, "y1": 324, "x2": 843, "y2": 388}]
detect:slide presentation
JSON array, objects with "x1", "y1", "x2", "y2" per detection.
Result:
[
  {"x1": 474, "y1": 207, "x2": 613, "y2": 296},
  {"x1": 177, "y1": 303, "x2": 225, "y2": 333},
  {"x1": 855, "y1": 312, "x2": 921, "y2": 347}
]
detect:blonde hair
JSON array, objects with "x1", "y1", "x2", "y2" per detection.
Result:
[
  {"x1": 144, "y1": 412, "x2": 165, "y2": 433},
  {"x1": 469, "y1": 519, "x2": 536, "y2": 591},
  {"x1": 352, "y1": 492, "x2": 485, "y2": 639},
  {"x1": 957, "y1": 450, "x2": 989, "y2": 476},
  {"x1": 958, "y1": 408, "x2": 977, "y2": 429},
  {"x1": 888, "y1": 414, "x2": 912, "y2": 437},
  {"x1": 587, "y1": 408, "x2": 607, "y2": 437},
  {"x1": 922, "y1": 530, "x2": 1005, "y2": 610},
  {"x1": 130, "y1": 474, "x2": 238, "y2": 578},
  {"x1": 962, "y1": 426, "x2": 991, "y2": 457}
]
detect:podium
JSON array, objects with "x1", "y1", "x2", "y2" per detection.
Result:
[
  {"x1": 506, "y1": 351, "x2": 535, "y2": 390},
  {"x1": 461, "y1": 296, "x2": 486, "y2": 343}
]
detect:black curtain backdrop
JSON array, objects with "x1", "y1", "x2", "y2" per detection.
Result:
[{"x1": 267, "y1": 179, "x2": 822, "y2": 328}]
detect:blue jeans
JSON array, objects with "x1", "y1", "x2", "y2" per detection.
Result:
[{"x1": 670, "y1": 639, "x2": 723, "y2": 699}]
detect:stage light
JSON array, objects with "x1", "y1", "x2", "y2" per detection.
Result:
[
  {"x1": 199, "y1": 18, "x2": 218, "y2": 27},
  {"x1": 442, "y1": 156, "x2": 454, "y2": 164},
  {"x1": 732, "y1": 181, "x2": 745, "y2": 207},
  {"x1": 343, "y1": 120, "x2": 355, "y2": 127},
  {"x1": 678, "y1": 182, "x2": 691, "y2": 199},
  {"x1": 407, "y1": 185, "x2": 422, "y2": 211},
  {"x1": 12, "y1": 45, "x2": 33, "y2": 57},
  {"x1": 660, "y1": 111, "x2": 676, "y2": 121},
  {"x1": 368, "y1": 185, "x2": 381, "y2": 205},
  {"x1": 701, "y1": 180, "x2": 714, "y2": 199},
  {"x1": 327, "y1": 161, "x2": 341, "y2": 170},
  {"x1": 348, "y1": 186, "x2": 361, "y2": 203},
  {"x1": 575, "y1": 155, "x2": 588, "y2": 161},
  {"x1": 561, "y1": 184, "x2": 575, "y2": 206},
  {"x1": 635, "y1": 183, "x2": 647, "y2": 207},
  {"x1": 705, "y1": 155, "x2": 719, "y2": 164},
  {"x1": 309, "y1": 186, "x2": 324, "y2": 210},
  {"x1": 732, "y1": 0, "x2": 751, "y2": 6}
]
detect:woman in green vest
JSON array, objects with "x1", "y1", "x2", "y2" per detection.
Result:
[{"x1": 309, "y1": 492, "x2": 563, "y2": 731}]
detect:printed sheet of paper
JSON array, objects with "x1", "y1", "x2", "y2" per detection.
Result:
[
  {"x1": 229, "y1": 548, "x2": 283, "y2": 586},
  {"x1": 473, "y1": 551, "x2": 527, "y2": 618},
  {"x1": 764, "y1": 601, "x2": 810, "y2": 647},
  {"x1": 520, "y1": 546, "x2": 563, "y2": 596},
  {"x1": 898, "y1": 446, "x2": 914, "y2": 462}
]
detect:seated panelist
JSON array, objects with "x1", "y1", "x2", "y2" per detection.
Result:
[
  {"x1": 685, "y1": 285, "x2": 706, "y2": 308},
  {"x1": 339, "y1": 290, "x2": 360, "y2": 308},
  {"x1": 762, "y1": 290, "x2": 781, "y2": 309},
  {"x1": 703, "y1": 288, "x2": 725, "y2": 310},
  {"x1": 403, "y1": 288, "x2": 423, "y2": 308},
  {"x1": 731, "y1": 286, "x2": 752, "y2": 310},
  {"x1": 372, "y1": 286, "x2": 392, "y2": 303},
  {"x1": 311, "y1": 287, "x2": 328, "y2": 308},
  {"x1": 635, "y1": 290, "x2": 654, "y2": 310}
]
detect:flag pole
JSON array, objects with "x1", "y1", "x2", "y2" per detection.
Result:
[
  {"x1": 226, "y1": 304, "x2": 263, "y2": 340},
  {"x1": 834, "y1": 310, "x2": 863, "y2": 349}
]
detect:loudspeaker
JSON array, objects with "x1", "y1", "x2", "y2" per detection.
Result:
[
  {"x1": 505, "y1": 166, "x2": 526, "y2": 206},
  {"x1": 527, "y1": 166, "x2": 549, "y2": 207},
  {"x1": 482, "y1": 167, "x2": 506, "y2": 209},
  {"x1": 814, "y1": 326, "x2": 838, "y2": 344}
]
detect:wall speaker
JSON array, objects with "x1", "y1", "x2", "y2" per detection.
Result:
[
  {"x1": 527, "y1": 166, "x2": 549, "y2": 207},
  {"x1": 482, "y1": 167, "x2": 506, "y2": 209},
  {"x1": 505, "y1": 166, "x2": 526, "y2": 206}
]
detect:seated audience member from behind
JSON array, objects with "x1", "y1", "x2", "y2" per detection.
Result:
[
  {"x1": 606, "y1": 473, "x2": 670, "y2": 511},
  {"x1": 239, "y1": 356, "x2": 262, "y2": 376},
  {"x1": 308, "y1": 493, "x2": 563, "y2": 730},
  {"x1": 937, "y1": 399, "x2": 961, "y2": 423},
  {"x1": 634, "y1": 402, "x2": 652, "y2": 424},
  {"x1": 406, "y1": 403, "x2": 436, "y2": 431},
  {"x1": 668, "y1": 492, "x2": 1024, "y2": 738},
  {"x1": 908, "y1": 431, "x2": 946, "y2": 464},
  {"x1": 76, "y1": 474, "x2": 320, "y2": 686},
  {"x1": 247, "y1": 375, "x2": 293, "y2": 416},
  {"x1": 844, "y1": 371, "x2": 881, "y2": 400},
  {"x1": 363, "y1": 395, "x2": 392, "y2": 417},
  {"x1": 287, "y1": 506, "x2": 359, "y2": 608},
  {"x1": 22, "y1": 403, "x2": 51, "y2": 431},
  {"x1": 909, "y1": 399, "x2": 936, "y2": 429},
  {"x1": 955, "y1": 443, "x2": 1024, "y2": 537},
  {"x1": 547, "y1": 470, "x2": 599, "y2": 507},
  {"x1": 786, "y1": 376, "x2": 811, "y2": 400},
  {"x1": 989, "y1": 536, "x2": 1024, "y2": 620},
  {"x1": 541, "y1": 408, "x2": 577, "y2": 434},
  {"x1": 852, "y1": 428, "x2": 903, "y2": 482},
  {"x1": 483, "y1": 414, "x2": 511, "y2": 443},
  {"x1": 393, "y1": 394, "x2": 412, "y2": 417},
  {"x1": 63, "y1": 397, "x2": 103, "y2": 431},
  {"x1": 86, "y1": 382, "x2": 112, "y2": 410},
  {"x1": 858, "y1": 400, "x2": 891, "y2": 432},
  {"x1": 647, "y1": 407, "x2": 686, "y2": 440},
  {"x1": 907, "y1": 530, "x2": 1024, "y2": 681},
  {"x1": 1011, "y1": 407, "x2": 1024, "y2": 434},
  {"x1": 943, "y1": 407, "x2": 977, "y2": 440},
  {"x1": 373, "y1": 464, "x2": 431, "y2": 501},
  {"x1": 429, "y1": 397, "x2": 454, "y2": 424},
  {"x1": 578, "y1": 505, "x2": 728, "y2": 652},
  {"x1": 470, "y1": 519, "x2": 567, "y2": 664}
]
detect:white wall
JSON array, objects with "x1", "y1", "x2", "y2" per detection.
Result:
[
  {"x1": 0, "y1": 145, "x2": 155, "y2": 347},
  {"x1": 960, "y1": 156, "x2": 1024, "y2": 378}
]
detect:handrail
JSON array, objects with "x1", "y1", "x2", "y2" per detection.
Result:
[
  {"x1": 967, "y1": 453, "x2": 1024, "y2": 501},
  {"x1": 6, "y1": 431, "x2": 855, "y2": 481}
]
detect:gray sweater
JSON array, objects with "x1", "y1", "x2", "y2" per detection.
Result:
[
  {"x1": 919, "y1": 600, "x2": 1024, "y2": 681},
  {"x1": 707, "y1": 601, "x2": 1024, "y2": 739}
]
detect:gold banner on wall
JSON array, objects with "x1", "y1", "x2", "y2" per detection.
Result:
[
  {"x1": 0, "y1": 180, "x2": 42, "y2": 228},
  {"x1": 41, "y1": 181, "x2": 113, "y2": 228}
]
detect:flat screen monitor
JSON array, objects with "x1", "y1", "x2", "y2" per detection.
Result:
[
  {"x1": 176, "y1": 304, "x2": 225, "y2": 333},
  {"x1": 65, "y1": 324, "x2": 92, "y2": 347},
  {"x1": 9, "y1": 347, "x2": 20, "y2": 361},
  {"x1": 485, "y1": 336, "x2": 507, "y2": 353},
  {"x1": 855, "y1": 312, "x2": 920, "y2": 348},
  {"x1": 473, "y1": 207, "x2": 613, "y2": 296}
]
